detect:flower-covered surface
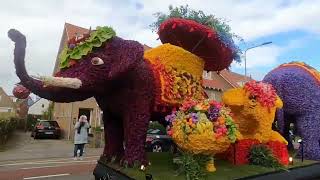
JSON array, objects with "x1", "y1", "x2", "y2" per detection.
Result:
[
  {"x1": 12, "y1": 84, "x2": 30, "y2": 99},
  {"x1": 159, "y1": 18, "x2": 238, "y2": 71},
  {"x1": 166, "y1": 99, "x2": 237, "y2": 155},
  {"x1": 59, "y1": 26, "x2": 116, "y2": 69},
  {"x1": 243, "y1": 81, "x2": 277, "y2": 111},
  {"x1": 222, "y1": 139, "x2": 289, "y2": 166},
  {"x1": 263, "y1": 62, "x2": 320, "y2": 160},
  {"x1": 224, "y1": 139, "x2": 260, "y2": 165},
  {"x1": 144, "y1": 44, "x2": 206, "y2": 108},
  {"x1": 222, "y1": 81, "x2": 287, "y2": 144},
  {"x1": 265, "y1": 141, "x2": 289, "y2": 165}
]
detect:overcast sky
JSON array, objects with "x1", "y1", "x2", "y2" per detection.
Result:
[{"x1": 1, "y1": 0, "x2": 320, "y2": 95}]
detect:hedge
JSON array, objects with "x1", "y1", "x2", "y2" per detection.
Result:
[{"x1": 0, "y1": 113, "x2": 19, "y2": 145}]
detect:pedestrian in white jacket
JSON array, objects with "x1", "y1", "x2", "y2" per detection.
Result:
[{"x1": 73, "y1": 115, "x2": 89, "y2": 160}]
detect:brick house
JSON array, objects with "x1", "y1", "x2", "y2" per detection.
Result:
[
  {"x1": 203, "y1": 70, "x2": 252, "y2": 101},
  {"x1": 0, "y1": 87, "x2": 16, "y2": 115}
]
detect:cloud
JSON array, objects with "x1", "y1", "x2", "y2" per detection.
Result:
[
  {"x1": 232, "y1": 45, "x2": 282, "y2": 69},
  {"x1": 1, "y1": 0, "x2": 319, "y2": 94},
  {"x1": 230, "y1": 35, "x2": 310, "y2": 79}
]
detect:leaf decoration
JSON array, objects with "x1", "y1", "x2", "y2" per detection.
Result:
[{"x1": 59, "y1": 26, "x2": 116, "y2": 69}]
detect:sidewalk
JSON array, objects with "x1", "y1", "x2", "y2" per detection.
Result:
[{"x1": 0, "y1": 131, "x2": 103, "y2": 162}]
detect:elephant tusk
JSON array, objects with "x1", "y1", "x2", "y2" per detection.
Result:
[{"x1": 37, "y1": 76, "x2": 82, "y2": 89}]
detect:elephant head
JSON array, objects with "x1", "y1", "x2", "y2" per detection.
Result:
[
  {"x1": 222, "y1": 81, "x2": 283, "y2": 137},
  {"x1": 8, "y1": 28, "x2": 144, "y2": 102}
]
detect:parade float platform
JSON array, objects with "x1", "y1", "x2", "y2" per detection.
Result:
[{"x1": 94, "y1": 152, "x2": 319, "y2": 180}]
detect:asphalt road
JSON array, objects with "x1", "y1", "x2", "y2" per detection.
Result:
[{"x1": 0, "y1": 156, "x2": 99, "y2": 180}]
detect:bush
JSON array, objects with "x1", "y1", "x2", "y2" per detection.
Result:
[
  {"x1": 248, "y1": 144, "x2": 283, "y2": 169},
  {"x1": 0, "y1": 113, "x2": 18, "y2": 144},
  {"x1": 173, "y1": 151, "x2": 210, "y2": 180},
  {"x1": 27, "y1": 115, "x2": 40, "y2": 131}
]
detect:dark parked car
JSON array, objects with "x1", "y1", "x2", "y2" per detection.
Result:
[
  {"x1": 145, "y1": 129, "x2": 176, "y2": 152},
  {"x1": 31, "y1": 120, "x2": 61, "y2": 139}
]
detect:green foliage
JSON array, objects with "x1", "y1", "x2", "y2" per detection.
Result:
[
  {"x1": 248, "y1": 145, "x2": 283, "y2": 169},
  {"x1": 27, "y1": 115, "x2": 40, "y2": 131},
  {"x1": 0, "y1": 114, "x2": 18, "y2": 144},
  {"x1": 225, "y1": 115, "x2": 237, "y2": 143},
  {"x1": 42, "y1": 102, "x2": 54, "y2": 120},
  {"x1": 173, "y1": 151, "x2": 210, "y2": 180},
  {"x1": 150, "y1": 5, "x2": 242, "y2": 41},
  {"x1": 148, "y1": 121, "x2": 167, "y2": 134},
  {"x1": 59, "y1": 26, "x2": 116, "y2": 69}
]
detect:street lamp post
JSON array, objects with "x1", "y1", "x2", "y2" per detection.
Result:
[{"x1": 244, "y1": 41, "x2": 272, "y2": 77}]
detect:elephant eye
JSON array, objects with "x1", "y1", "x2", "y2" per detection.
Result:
[{"x1": 91, "y1": 57, "x2": 104, "y2": 65}]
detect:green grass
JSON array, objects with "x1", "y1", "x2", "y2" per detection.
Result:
[{"x1": 108, "y1": 153, "x2": 318, "y2": 180}]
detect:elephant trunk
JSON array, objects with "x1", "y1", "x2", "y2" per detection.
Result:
[{"x1": 8, "y1": 29, "x2": 91, "y2": 102}]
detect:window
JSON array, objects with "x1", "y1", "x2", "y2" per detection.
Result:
[{"x1": 203, "y1": 71, "x2": 212, "y2": 79}]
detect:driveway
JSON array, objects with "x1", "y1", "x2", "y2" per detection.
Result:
[{"x1": 0, "y1": 131, "x2": 103, "y2": 162}]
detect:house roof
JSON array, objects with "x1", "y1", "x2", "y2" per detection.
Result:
[
  {"x1": 202, "y1": 79, "x2": 225, "y2": 91},
  {"x1": 0, "y1": 87, "x2": 16, "y2": 108},
  {"x1": 203, "y1": 70, "x2": 253, "y2": 91},
  {"x1": 220, "y1": 70, "x2": 252, "y2": 87},
  {"x1": 143, "y1": 44, "x2": 152, "y2": 51},
  {"x1": 64, "y1": 23, "x2": 89, "y2": 41}
]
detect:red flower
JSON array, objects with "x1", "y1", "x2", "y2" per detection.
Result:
[
  {"x1": 265, "y1": 141, "x2": 289, "y2": 165},
  {"x1": 223, "y1": 139, "x2": 260, "y2": 165}
]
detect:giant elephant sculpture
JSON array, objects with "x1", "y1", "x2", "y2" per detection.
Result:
[
  {"x1": 263, "y1": 62, "x2": 320, "y2": 160},
  {"x1": 8, "y1": 18, "x2": 239, "y2": 166}
]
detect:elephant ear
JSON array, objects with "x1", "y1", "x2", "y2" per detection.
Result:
[
  {"x1": 275, "y1": 95, "x2": 283, "y2": 109},
  {"x1": 108, "y1": 39, "x2": 144, "y2": 79}
]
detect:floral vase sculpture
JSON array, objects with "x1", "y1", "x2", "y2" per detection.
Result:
[{"x1": 166, "y1": 99, "x2": 237, "y2": 172}]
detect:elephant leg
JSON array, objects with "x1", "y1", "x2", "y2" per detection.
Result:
[
  {"x1": 122, "y1": 104, "x2": 150, "y2": 166},
  {"x1": 102, "y1": 113, "x2": 124, "y2": 162},
  {"x1": 296, "y1": 114, "x2": 320, "y2": 160}
]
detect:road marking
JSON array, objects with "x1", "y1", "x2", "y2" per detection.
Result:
[
  {"x1": 20, "y1": 162, "x2": 97, "y2": 170},
  {"x1": 0, "y1": 160, "x2": 96, "y2": 167},
  {"x1": 23, "y1": 173, "x2": 70, "y2": 179},
  {"x1": 0, "y1": 156, "x2": 99, "y2": 167}
]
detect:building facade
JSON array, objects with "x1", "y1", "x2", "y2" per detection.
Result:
[
  {"x1": 0, "y1": 87, "x2": 16, "y2": 114},
  {"x1": 52, "y1": 23, "x2": 103, "y2": 139},
  {"x1": 28, "y1": 98, "x2": 50, "y2": 116}
]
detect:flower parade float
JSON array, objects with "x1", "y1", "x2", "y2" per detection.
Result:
[
  {"x1": 166, "y1": 99, "x2": 237, "y2": 174},
  {"x1": 263, "y1": 62, "x2": 320, "y2": 161},
  {"x1": 221, "y1": 81, "x2": 289, "y2": 166},
  {"x1": 7, "y1": 5, "x2": 242, "y2": 180}
]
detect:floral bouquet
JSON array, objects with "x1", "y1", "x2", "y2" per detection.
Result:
[{"x1": 166, "y1": 98, "x2": 237, "y2": 172}]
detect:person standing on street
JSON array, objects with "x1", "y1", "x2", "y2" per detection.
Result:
[{"x1": 73, "y1": 115, "x2": 89, "y2": 160}]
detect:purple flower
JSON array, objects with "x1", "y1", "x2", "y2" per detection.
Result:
[
  {"x1": 208, "y1": 106, "x2": 220, "y2": 121},
  {"x1": 68, "y1": 44, "x2": 76, "y2": 49},
  {"x1": 165, "y1": 112, "x2": 177, "y2": 123},
  {"x1": 190, "y1": 113, "x2": 198, "y2": 123}
]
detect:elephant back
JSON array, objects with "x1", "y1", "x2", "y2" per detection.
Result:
[{"x1": 144, "y1": 44, "x2": 206, "y2": 111}]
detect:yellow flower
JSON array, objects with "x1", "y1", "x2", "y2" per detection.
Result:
[{"x1": 144, "y1": 44, "x2": 205, "y2": 105}]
